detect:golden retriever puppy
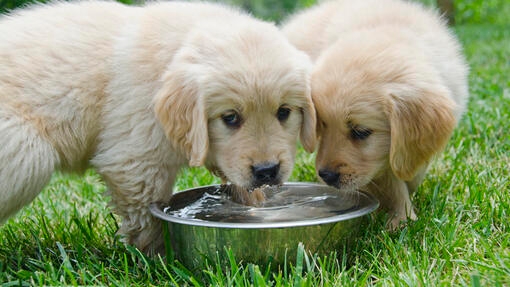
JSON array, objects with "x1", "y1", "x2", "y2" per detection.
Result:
[
  {"x1": 283, "y1": 0, "x2": 468, "y2": 228},
  {"x1": 0, "y1": 1, "x2": 316, "y2": 253}
]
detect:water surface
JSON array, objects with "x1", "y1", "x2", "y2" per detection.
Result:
[{"x1": 163, "y1": 184, "x2": 369, "y2": 224}]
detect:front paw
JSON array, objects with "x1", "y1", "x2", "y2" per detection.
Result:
[
  {"x1": 386, "y1": 209, "x2": 417, "y2": 231},
  {"x1": 119, "y1": 217, "x2": 165, "y2": 256}
]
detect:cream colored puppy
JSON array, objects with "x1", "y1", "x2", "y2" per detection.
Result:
[
  {"x1": 283, "y1": 0, "x2": 468, "y2": 228},
  {"x1": 0, "y1": 1, "x2": 316, "y2": 253}
]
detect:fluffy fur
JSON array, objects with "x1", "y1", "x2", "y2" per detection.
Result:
[
  {"x1": 0, "y1": 1, "x2": 316, "y2": 253},
  {"x1": 283, "y1": 0, "x2": 468, "y2": 228}
]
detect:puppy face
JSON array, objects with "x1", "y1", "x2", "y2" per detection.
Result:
[
  {"x1": 154, "y1": 22, "x2": 315, "y2": 189},
  {"x1": 313, "y1": 69, "x2": 392, "y2": 190},
  {"x1": 313, "y1": 34, "x2": 456, "y2": 190},
  {"x1": 205, "y1": 84, "x2": 306, "y2": 188}
]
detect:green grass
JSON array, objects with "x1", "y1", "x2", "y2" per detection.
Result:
[{"x1": 1, "y1": 23, "x2": 509, "y2": 286}]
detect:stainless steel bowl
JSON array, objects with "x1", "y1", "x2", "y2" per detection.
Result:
[{"x1": 150, "y1": 182, "x2": 378, "y2": 268}]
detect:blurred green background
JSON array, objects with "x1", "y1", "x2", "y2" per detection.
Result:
[{"x1": 0, "y1": 0, "x2": 508, "y2": 25}]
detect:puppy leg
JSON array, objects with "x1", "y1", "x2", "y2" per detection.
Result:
[
  {"x1": 97, "y1": 158, "x2": 181, "y2": 255},
  {"x1": 386, "y1": 180, "x2": 417, "y2": 230},
  {"x1": 114, "y1": 200, "x2": 166, "y2": 255},
  {"x1": 367, "y1": 172, "x2": 417, "y2": 230},
  {"x1": 0, "y1": 114, "x2": 59, "y2": 223}
]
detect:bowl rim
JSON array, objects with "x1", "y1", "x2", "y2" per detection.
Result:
[{"x1": 150, "y1": 182, "x2": 379, "y2": 229}]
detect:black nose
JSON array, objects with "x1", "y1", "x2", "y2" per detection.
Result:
[
  {"x1": 318, "y1": 169, "x2": 340, "y2": 187},
  {"x1": 252, "y1": 162, "x2": 280, "y2": 185}
]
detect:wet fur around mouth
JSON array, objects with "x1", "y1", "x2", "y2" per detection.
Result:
[{"x1": 222, "y1": 184, "x2": 271, "y2": 207}]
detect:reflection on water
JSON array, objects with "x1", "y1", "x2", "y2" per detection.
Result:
[{"x1": 163, "y1": 185, "x2": 365, "y2": 223}]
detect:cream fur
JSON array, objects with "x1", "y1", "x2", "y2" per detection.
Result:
[
  {"x1": 283, "y1": 0, "x2": 468, "y2": 228},
  {"x1": 0, "y1": 1, "x2": 315, "y2": 253}
]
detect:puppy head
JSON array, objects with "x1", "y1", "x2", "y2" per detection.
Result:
[
  {"x1": 154, "y1": 20, "x2": 315, "y2": 188},
  {"x1": 313, "y1": 34, "x2": 457, "y2": 190}
]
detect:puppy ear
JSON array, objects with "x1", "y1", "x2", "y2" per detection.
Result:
[
  {"x1": 300, "y1": 88, "x2": 317, "y2": 153},
  {"x1": 387, "y1": 86, "x2": 457, "y2": 180},
  {"x1": 153, "y1": 68, "x2": 208, "y2": 167}
]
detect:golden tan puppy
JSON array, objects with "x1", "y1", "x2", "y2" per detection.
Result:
[
  {"x1": 0, "y1": 1, "x2": 316, "y2": 253},
  {"x1": 283, "y1": 0, "x2": 468, "y2": 228}
]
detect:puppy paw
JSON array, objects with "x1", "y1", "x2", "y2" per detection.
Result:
[{"x1": 386, "y1": 210, "x2": 417, "y2": 231}]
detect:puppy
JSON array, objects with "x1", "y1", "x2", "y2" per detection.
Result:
[
  {"x1": 283, "y1": 0, "x2": 468, "y2": 228},
  {"x1": 0, "y1": 1, "x2": 316, "y2": 253}
]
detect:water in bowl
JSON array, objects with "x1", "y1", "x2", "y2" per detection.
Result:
[{"x1": 163, "y1": 184, "x2": 367, "y2": 224}]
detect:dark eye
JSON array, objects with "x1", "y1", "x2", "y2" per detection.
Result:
[
  {"x1": 221, "y1": 111, "x2": 242, "y2": 128},
  {"x1": 350, "y1": 126, "x2": 372, "y2": 140},
  {"x1": 277, "y1": 106, "x2": 291, "y2": 122}
]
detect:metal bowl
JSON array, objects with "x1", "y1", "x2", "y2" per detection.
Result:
[{"x1": 150, "y1": 182, "x2": 378, "y2": 268}]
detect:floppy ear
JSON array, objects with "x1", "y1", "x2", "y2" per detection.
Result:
[
  {"x1": 300, "y1": 86, "x2": 317, "y2": 153},
  {"x1": 153, "y1": 67, "x2": 208, "y2": 167},
  {"x1": 387, "y1": 86, "x2": 457, "y2": 180}
]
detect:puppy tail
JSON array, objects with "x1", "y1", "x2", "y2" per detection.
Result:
[{"x1": 0, "y1": 115, "x2": 59, "y2": 224}]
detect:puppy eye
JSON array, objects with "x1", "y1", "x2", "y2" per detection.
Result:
[
  {"x1": 221, "y1": 111, "x2": 242, "y2": 128},
  {"x1": 351, "y1": 127, "x2": 373, "y2": 140},
  {"x1": 277, "y1": 106, "x2": 291, "y2": 122}
]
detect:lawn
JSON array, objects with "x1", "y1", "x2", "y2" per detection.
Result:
[{"x1": 1, "y1": 21, "x2": 509, "y2": 287}]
